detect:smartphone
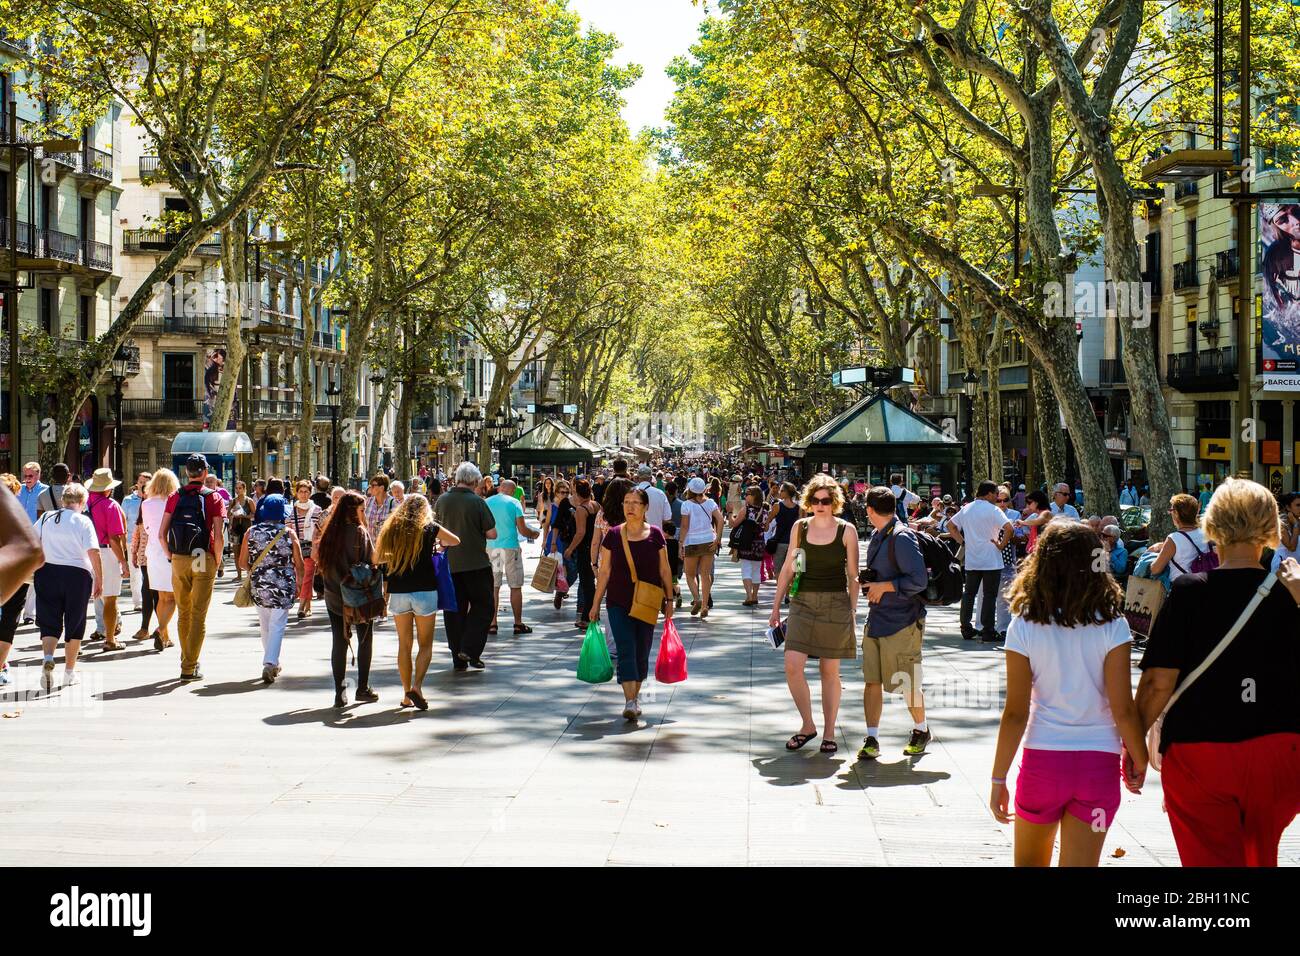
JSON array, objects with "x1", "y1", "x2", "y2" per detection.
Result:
[{"x1": 765, "y1": 621, "x2": 786, "y2": 650}]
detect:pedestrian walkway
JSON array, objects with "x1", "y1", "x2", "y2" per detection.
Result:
[{"x1": 1, "y1": 540, "x2": 1295, "y2": 866}]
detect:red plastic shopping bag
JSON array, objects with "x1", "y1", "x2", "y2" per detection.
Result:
[
  {"x1": 554, "y1": 554, "x2": 570, "y2": 594},
  {"x1": 654, "y1": 618, "x2": 687, "y2": 684}
]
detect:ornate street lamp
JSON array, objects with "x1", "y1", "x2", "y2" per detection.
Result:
[{"x1": 325, "y1": 380, "x2": 341, "y2": 480}]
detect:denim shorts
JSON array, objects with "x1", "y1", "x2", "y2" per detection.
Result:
[{"x1": 388, "y1": 589, "x2": 438, "y2": 617}]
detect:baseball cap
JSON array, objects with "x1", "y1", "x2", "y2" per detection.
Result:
[
  {"x1": 185, "y1": 453, "x2": 209, "y2": 472},
  {"x1": 255, "y1": 493, "x2": 289, "y2": 523},
  {"x1": 686, "y1": 477, "x2": 706, "y2": 494},
  {"x1": 1018, "y1": 484, "x2": 1025, "y2": 490},
  {"x1": 637, "y1": 464, "x2": 653, "y2": 477}
]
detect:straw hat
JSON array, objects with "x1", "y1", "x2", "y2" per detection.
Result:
[{"x1": 86, "y1": 468, "x2": 121, "y2": 493}]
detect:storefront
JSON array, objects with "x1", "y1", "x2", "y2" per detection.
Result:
[{"x1": 1191, "y1": 400, "x2": 1233, "y2": 492}]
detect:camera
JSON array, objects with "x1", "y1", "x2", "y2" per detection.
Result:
[{"x1": 859, "y1": 568, "x2": 878, "y2": 585}]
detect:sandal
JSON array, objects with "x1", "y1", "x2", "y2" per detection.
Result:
[
  {"x1": 407, "y1": 688, "x2": 428, "y2": 711},
  {"x1": 785, "y1": 732, "x2": 818, "y2": 751},
  {"x1": 513, "y1": 623, "x2": 533, "y2": 634},
  {"x1": 820, "y1": 739, "x2": 839, "y2": 755},
  {"x1": 488, "y1": 623, "x2": 498, "y2": 635}
]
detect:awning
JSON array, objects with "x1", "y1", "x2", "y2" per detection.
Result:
[
  {"x1": 170, "y1": 431, "x2": 254, "y2": 456},
  {"x1": 500, "y1": 419, "x2": 602, "y2": 470},
  {"x1": 789, "y1": 392, "x2": 963, "y2": 466}
]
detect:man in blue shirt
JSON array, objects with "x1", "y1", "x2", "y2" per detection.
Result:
[
  {"x1": 858, "y1": 485, "x2": 932, "y2": 761},
  {"x1": 17, "y1": 461, "x2": 47, "y2": 524},
  {"x1": 486, "y1": 479, "x2": 539, "y2": 635},
  {"x1": 17, "y1": 461, "x2": 47, "y2": 623}
]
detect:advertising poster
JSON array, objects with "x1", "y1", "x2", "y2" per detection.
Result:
[
  {"x1": 1260, "y1": 203, "x2": 1300, "y2": 390},
  {"x1": 203, "y1": 349, "x2": 233, "y2": 429}
]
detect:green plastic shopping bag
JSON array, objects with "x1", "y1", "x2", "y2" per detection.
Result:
[{"x1": 577, "y1": 620, "x2": 614, "y2": 684}]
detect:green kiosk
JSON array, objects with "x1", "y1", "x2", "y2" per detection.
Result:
[
  {"x1": 790, "y1": 392, "x2": 964, "y2": 499},
  {"x1": 499, "y1": 418, "x2": 603, "y2": 501}
]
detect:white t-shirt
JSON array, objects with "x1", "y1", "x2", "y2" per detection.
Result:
[
  {"x1": 1167, "y1": 528, "x2": 1210, "y2": 581},
  {"x1": 635, "y1": 481, "x2": 672, "y2": 529},
  {"x1": 950, "y1": 499, "x2": 1011, "y2": 571},
  {"x1": 681, "y1": 497, "x2": 720, "y2": 545},
  {"x1": 1004, "y1": 614, "x2": 1132, "y2": 753},
  {"x1": 891, "y1": 484, "x2": 921, "y2": 509},
  {"x1": 34, "y1": 509, "x2": 98, "y2": 573},
  {"x1": 1050, "y1": 502, "x2": 1081, "y2": 520}
]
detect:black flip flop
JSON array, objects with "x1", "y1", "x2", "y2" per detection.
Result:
[
  {"x1": 820, "y1": 739, "x2": 839, "y2": 755},
  {"x1": 786, "y1": 732, "x2": 818, "y2": 751},
  {"x1": 407, "y1": 688, "x2": 428, "y2": 711},
  {"x1": 488, "y1": 624, "x2": 498, "y2": 635},
  {"x1": 513, "y1": 623, "x2": 533, "y2": 634}
]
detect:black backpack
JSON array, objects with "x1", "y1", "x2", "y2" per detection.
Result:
[
  {"x1": 554, "y1": 503, "x2": 577, "y2": 543},
  {"x1": 729, "y1": 516, "x2": 758, "y2": 552},
  {"x1": 167, "y1": 487, "x2": 214, "y2": 555},
  {"x1": 885, "y1": 525, "x2": 964, "y2": 606}
]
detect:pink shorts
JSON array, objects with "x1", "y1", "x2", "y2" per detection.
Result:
[{"x1": 1015, "y1": 748, "x2": 1121, "y2": 830}]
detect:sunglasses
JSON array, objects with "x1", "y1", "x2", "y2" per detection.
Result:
[
  {"x1": 810, "y1": 496, "x2": 833, "y2": 506},
  {"x1": 997, "y1": 498, "x2": 1009, "y2": 503}
]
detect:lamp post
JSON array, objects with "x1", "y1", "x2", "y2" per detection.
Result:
[
  {"x1": 963, "y1": 368, "x2": 980, "y2": 497},
  {"x1": 325, "y1": 381, "x2": 341, "y2": 481},
  {"x1": 111, "y1": 346, "x2": 129, "y2": 498}
]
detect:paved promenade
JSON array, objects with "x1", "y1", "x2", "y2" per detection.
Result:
[{"x1": 2, "y1": 537, "x2": 1295, "y2": 866}]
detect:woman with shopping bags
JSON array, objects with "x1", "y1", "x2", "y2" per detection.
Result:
[{"x1": 588, "y1": 487, "x2": 675, "y2": 720}]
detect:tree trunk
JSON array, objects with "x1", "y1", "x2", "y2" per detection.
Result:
[
  {"x1": 1030, "y1": 354, "x2": 1064, "y2": 488},
  {"x1": 210, "y1": 215, "x2": 249, "y2": 431},
  {"x1": 984, "y1": 316, "x2": 1005, "y2": 482},
  {"x1": 394, "y1": 374, "x2": 413, "y2": 480},
  {"x1": 294, "y1": 271, "x2": 317, "y2": 478}
]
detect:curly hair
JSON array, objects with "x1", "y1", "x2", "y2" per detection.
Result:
[
  {"x1": 1006, "y1": 520, "x2": 1123, "y2": 627},
  {"x1": 799, "y1": 473, "x2": 844, "y2": 515},
  {"x1": 374, "y1": 493, "x2": 436, "y2": 577}
]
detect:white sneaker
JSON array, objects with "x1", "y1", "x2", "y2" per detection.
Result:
[
  {"x1": 630, "y1": 696, "x2": 642, "y2": 718},
  {"x1": 63, "y1": 669, "x2": 80, "y2": 687},
  {"x1": 41, "y1": 660, "x2": 55, "y2": 689},
  {"x1": 0, "y1": 666, "x2": 10, "y2": 686},
  {"x1": 622, "y1": 698, "x2": 637, "y2": 720}
]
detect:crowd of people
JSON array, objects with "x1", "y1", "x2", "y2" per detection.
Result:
[{"x1": 2, "y1": 452, "x2": 1298, "y2": 869}]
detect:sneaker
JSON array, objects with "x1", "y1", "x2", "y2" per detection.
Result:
[
  {"x1": 62, "y1": 670, "x2": 80, "y2": 687},
  {"x1": 354, "y1": 686, "x2": 379, "y2": 703},
  {"x1": 980, "y1": 632, "x2": 1001, "y2": 644},
  {"x1": 468, "y1": 658, "x2": 486, "y2": 670},
  {"x1": 0, "y1": 665, "x2": 10, "y2": 686},
  {"x1": 856, "y1": 736, "x2": 880, "y2": 760},
  {"x1": 904, "y1": 728, "x2": 932, "y2": 755},
  {"x1": 262, "y1": 664, "x2": 277, "y2": 685},
  {"x1": 622, "y1": 698, "x2": 638, "y2": 720},
  {"x1": 41, "y1": 660, "x2": 56, "y2": 689}
]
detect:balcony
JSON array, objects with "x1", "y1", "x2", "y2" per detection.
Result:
[
  {"x1": 75, "y1": 145, "x2": 113, "y2": 182},
  {"x1": 1174, "y1": 179, "x2": 1200, "y2": 202},
  {"x1": 82, "y1": 238, "x2": 112, "y2": 272},
  {"x1": 1173, "y1": 259, "x2": 1200, "y2": 292},
  {"x1": 122, "y1": 228, "x2": 221, "y2": 257},
  {"x1": 138, "y1": 155, "x2": 199, "y2": 184},
  {"x1": 134, "y1": 312, "x2": 229, "y2": 337},
  {"x1": 251, "y1": 399, "x2": 302, "y2": 420},
  {"x1": 1099, "y1": 358, "x2": 1127, "y2": 387},
  {"x1": 121, "y1": 398, "x2": 204, "y2": 421},
  {"x1": 0, "y1": 218, "x2": 110, "y2": 273},
  {"x1": 1167, "y1": 346, "x2": 1238, "y2": 392},
  {"x1": 1144, "y1": 197, "x2": 1162, "y2": 219},
  {"x1": 1215, "y1": 248, "x2": 1239, "y2": 281}
]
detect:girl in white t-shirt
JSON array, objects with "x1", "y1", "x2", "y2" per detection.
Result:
[{"x1": 990, "y1": 520, "x2": 1148, "y2": 866}]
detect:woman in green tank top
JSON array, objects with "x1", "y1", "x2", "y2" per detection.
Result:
[{"x1": 770, "y1": 474, "x2": 860, "y2": 755}]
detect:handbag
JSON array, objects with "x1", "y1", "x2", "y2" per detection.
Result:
[
  {"x1": 531, "y1": 552, "x2": 559, "y2": 593},
  {"x1": 432, "y1": 548, "x2": 458, "y2": 612},
  {"x1": 619, "y1": 524, "x2": 665, "y2": 626},
  {"x1": 234, "y1": 527, "x2": 288, "y2": 608},
  {"x1": 654, "y1": 618, "x2": 687, "y2": 683},
  {"x1": 1147, "y1": 571, "x2": 1277, "y2": 771}
]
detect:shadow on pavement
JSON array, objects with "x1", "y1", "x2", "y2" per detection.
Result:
[
  {"x1": 96, "y1": 678, "x2": 189, "y2": 700},
  {"x1": 842, "y1": 757, "x2": 952, "y2": 790},
  {"x1": 263, "y1": 704, "x2": 416, "y2": 729},
  {"x1": 751, "y1": 752, "x2": 845, "y2": 787}
]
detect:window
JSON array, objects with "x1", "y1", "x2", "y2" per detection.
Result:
[
  {"x1": 1187, "y1": 218, "x2": 1197, "y2": 264},
  {"x1": 40, "y1": 288, "x2": 55, "y2": 333},
  {"x1": 79, "y1": 295, "x2": 91, "y2": 341}
]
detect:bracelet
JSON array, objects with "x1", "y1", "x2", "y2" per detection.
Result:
[{"x1": 991, "y1": 776, "x2": 1006, "y2": 785}]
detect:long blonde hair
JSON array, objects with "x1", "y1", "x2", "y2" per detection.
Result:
[
  {"x1": 147, "y1": 468, "x2": 180, "y2": 499},
  {"x1": 374, "y1": 493, "x2": 435, "y2": 577}
]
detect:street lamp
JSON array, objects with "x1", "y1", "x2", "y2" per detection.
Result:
[
  {"x1": 963, "y1": 368, "x2": 980, "y2": 497},
  {"x1": 325, "y1": 380, "x2": 341, "y2": 481},
  {"x1": 111, "y1": 346, "x2": 130, "y2": 498}
]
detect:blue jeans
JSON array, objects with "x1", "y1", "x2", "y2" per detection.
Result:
[{"x1": 606, "y1": 604, "x2": 654, "y2": 683}]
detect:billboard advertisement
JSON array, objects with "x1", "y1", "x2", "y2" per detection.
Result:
[{"x1": 1260, "y1": 203, "x2": 1300, "y2": 390}]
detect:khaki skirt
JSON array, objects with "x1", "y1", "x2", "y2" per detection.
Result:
[{"x1": 785, "y1": 589, "x2": 856, "y2": 659}]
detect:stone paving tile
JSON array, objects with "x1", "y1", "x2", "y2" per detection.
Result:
[{"x1": 1, "y1": 533, "x2": 1295, "y2": 866}]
